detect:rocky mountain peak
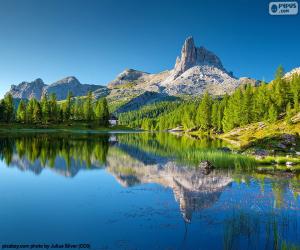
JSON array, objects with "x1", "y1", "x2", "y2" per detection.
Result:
[
  {"x1": 33, "y1": 78, "x2": 44, "y2": 85},
  {"x1": 173, "y1": 36, "x2": 224, "y2": 79},
  {"x1": 9, "y1": 78, "x2": 46, "y2": 100},
  {"x1": 108, "y1": 69, "x2": 149, "y2": 88},
  {"x1": 174, "y1": 36, "x2": 197, "y2": 77},
  {"x1": 284, "y1": 67, "x2": 300, "y2": 79},
  {"x1": 51, "y1": 76, "x2": 80, "y2": 87}
]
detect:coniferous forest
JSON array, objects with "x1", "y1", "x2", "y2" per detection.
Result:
[
  {"x1": 0, "y1": 66, "x2": 299, "y2": 135},
  {"x1": 0, "y1": 91, "x2": 110, "y2": 126},
  {"x1": 119, "y1": 66, "x2": 300, "y2": 132}
]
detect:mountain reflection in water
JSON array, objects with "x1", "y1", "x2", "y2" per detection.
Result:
[{"x1": 0, "y1": 132, "x2": 299, "y2": 249}]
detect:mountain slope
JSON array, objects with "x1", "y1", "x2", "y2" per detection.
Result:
[
  {"x1": 8, "y1": 78, "x2": 46, "y2": 100},
  {"x1": 7, "y1": 76, "x2": 105, "y2": 101},
  {"x1": 107, "y1": 36, "x2": 259, "y2": 97},
  {"x1": 5, "y1": 36, "x2": 266, "y2": 105},
  {"x1": 44, "y1": 76, "x2": 100, "y2": 100}
]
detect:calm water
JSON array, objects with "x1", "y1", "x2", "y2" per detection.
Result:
[{"x1": 0, "y1": 132, "x2": 299, "y2": 250}]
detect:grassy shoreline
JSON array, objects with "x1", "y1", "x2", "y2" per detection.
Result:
[{"x1": 0, "y1": 122, "x2": 136, "y2": 133}]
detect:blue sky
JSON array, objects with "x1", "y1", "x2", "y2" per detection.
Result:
[{"x1": 0, "y1": 0, "x2": 299, "y2": 98}]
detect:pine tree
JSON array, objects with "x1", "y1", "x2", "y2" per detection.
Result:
[
  {"x1": 0, "y1": 100, "x2": 5, "y2": 122},
  {"x1": 222, "y1": 106, "x2": 235, "y2": 132},
  {"x1": 290, "y1": 74, "x2": 300, "y2": 111},
  {"x1": 240, "y1": 85, "x2": 253, "y2": 125},
  {"x1": 49, "y1": 93, "x2": 58, "y2": 123},
  {"x1": 285, "y1": 102, "x2": 293, "y2": 124},
  {"x1": 268, "y1": 104, "x2": 278, "y2": 123},
  {"x1": 64, "y1": 91, "x2": 73, "y2": 121},
  {"x1": 196, "y1": 92, "x2": 212, "y2": 131},
  {"x1": 4, "y1": 93, "x2": 14, "y2": 122},
  {"x1": 211, "y1": 102, "x2": 219, "y2": 130},
  {"x1": 84, "y1": 91, "x2": 94, "y2": 121},
  {"x1": 232, "y1": 88, "x2": 243, "y2": 127},
  {"x1": 74, "y1": 99, "x2": 84, "y2": 120},
  {"x1": 41, "y1": 94, "x2": 50, "y2": 124},
  {"x1": 182, "y1": 104, "x2": 196, "y2": 130},
  {"x1": 32, "y1": 102, "x2": 42, "y2": 123},
  {"x1": 272, "y1": 65, "x2": 288, "y2": 112},
  {"x1": 95, "y1": 98, "x2": 109, "y2": 126},
  {"x1": 26, "y1": 98, "x2": 36, "y2": 123},
  {"x1": 16, "y1": 100, "x2": 26, "y2": 123}
]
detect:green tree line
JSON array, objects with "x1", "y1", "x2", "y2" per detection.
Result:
[
  {"x1": 126, "y1": 66, "x2": 300, "y2": 132},
  {"x1": 0, "y1": 91, "x2": 110, "y2": 126}
]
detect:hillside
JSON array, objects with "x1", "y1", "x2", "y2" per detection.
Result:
[
  {"x1": 5, "y1": 36, "x2": 258, "y2": 112},
  {"x1": 220, "y1": 112, "x2": 300, "y2": 150}
]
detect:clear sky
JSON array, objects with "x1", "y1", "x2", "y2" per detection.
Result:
[{"x1": 0, "y1": 0, "x2": 299, "y2": 98}]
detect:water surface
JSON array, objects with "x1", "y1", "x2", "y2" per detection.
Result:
[{"x1": 0, "y1": 132, "x2": 299, "y2": 249}]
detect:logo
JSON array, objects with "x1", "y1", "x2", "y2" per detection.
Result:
[{"x1": 269, "y1": 1, "x2": 298, "y2": 15}]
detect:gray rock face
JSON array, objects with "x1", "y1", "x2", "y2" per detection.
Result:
[
  {"x1": 8, "y1": 78, "x2": 46, "y2": 99},
  {"x1": 284, "y1": 67, "x2": 300, "y2": 79},
  {"x1": 7, "y1": 76, "x2": 106, "y2": 101},
  {"x1": 44, "y1": 76, "x2": 100, "y2": 100},
  {"x1": 173, "y1": 36, "x2": 224, "y2": 78},
  {"x1": 108, "y1": 69, "x2": 149, "y2": 88},
  {"x1": 107, "y1": 36, "x2": 259, "y2": 97}
]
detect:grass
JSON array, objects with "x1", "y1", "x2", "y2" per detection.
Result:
[
  {"x1": 0, "y1": 121, "x2": 133, "y2": 133},
  {"x1": 257, "y1": 156, "x2": 300, "y2": 165},
  {"x1": 179, "y1": 149, "x2": 257, "y2": 170},
  {"x1": 220, "y1": 114, "x2": 300, "y2": 148}
]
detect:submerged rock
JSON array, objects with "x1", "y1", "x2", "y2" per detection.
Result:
[
  {"x1": 286, "y1": 161, "x2": 296, "y2": 166},
  {"x1": 198, "y1": 161, "x2": 214, "y2": 175},
  {"x1": 218, "y1": 147, "x2": 232, "y2": 153},
  {"x1": 281, "y1": 134, "x2": 297, "y2": 146}
]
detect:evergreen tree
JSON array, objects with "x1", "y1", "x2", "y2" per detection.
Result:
[
  {"x1": 268, "y1": 104, "x2": 278, "y2": 123},
  {"x1": 232, "y1": 88, "x2": 243, "y2": 127},
  {"x1": 253, "y1": 82, "x2": 269, "y2": 121},
  {"x1": 290, "y1": 75, "x2": 300, "y2": 111},
  {"x1": 32, "y1": 102, "x2": 42, "y2": 123},
  {"x1": 272, "y1": 65, "x2": 288, "y2": 112},
  {"x1": 240, "y1": 85, "x2": 253, "y2": 125},
  {"x1": 49, "y1": 93, "x2": 58, "y2": 122},
  {"x1": 84, "y1": 91, "x2": 94, "y2": 121},
  {"x1": 285, "y1": 102, "x2": 293, "y2": 124},
  {"x1": 16, "y1": 100, "x2": 26, "y2": 123},
  {"x1": 26, "y1": 98, "x2": 36, "y2": 123},
  {"x1": 95, "y1": 98, "x2": 109, "y2": 126},
  {"x1": 64, "y1": 91, "x2": 73, "y2": 121},
  {"x1": 196, "y1": 92, "x2": 212, "y2": 131},
  {"x1": 211, "y1": 102, "x2": 219, "y2": 130},
  {"x1": 0, "y1": 100, "x2": 6, "y2": 122},
  {"x1": 182, "y1": 103, "x2": 196, "y2": 130},
  {"x1": 4, "y1": 93, "x2": 14, "y2": 122},
  {"x1": 222, "y1": 106, "x2": 235, "y2": 132},
  {"x1": 41, "y1": 94, "x2": 50, "y2": 124},
  {"x1": 74, "y1": 99, "x2": 84, "y2": 120}
]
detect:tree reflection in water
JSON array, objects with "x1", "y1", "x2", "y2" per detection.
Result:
[{"x1": 0, "y1": 132, "x2": 299, "y2": 249}]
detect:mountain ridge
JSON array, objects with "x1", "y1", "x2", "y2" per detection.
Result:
[
  {"x1": 7, "y1": 76, "x2": 102, "y2": 101},
  {"x1": 5, "y1": 36, "x2": 300, "y2": 108}
]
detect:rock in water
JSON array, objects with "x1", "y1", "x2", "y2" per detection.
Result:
[{"x1": 198, "y1": 161, "x2": 214, "y2": 175}]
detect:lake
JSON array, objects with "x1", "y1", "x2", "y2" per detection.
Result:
[{"x1": 0, "y1": 131, "x2": 299, "y2": 250}]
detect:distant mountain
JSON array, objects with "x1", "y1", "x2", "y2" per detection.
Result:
[
  {"x1": 107, "y1": 36, "x2": 260, "y2": 96},
  {"x1": 6, "y1": 36, "x2": 299, "y2": 112},
  {"x1": 6, "y1": 76, "x2": 104, "y2": 100},
  {"x1": 9, "y1": 78, "x2": 46, "y2": 100},
  {"x1": 44, "y1": 76, "x2": 100, "y2": 100},
  {"x1": 284, "y1": 67, "x2": 300, "y2": 79}
]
